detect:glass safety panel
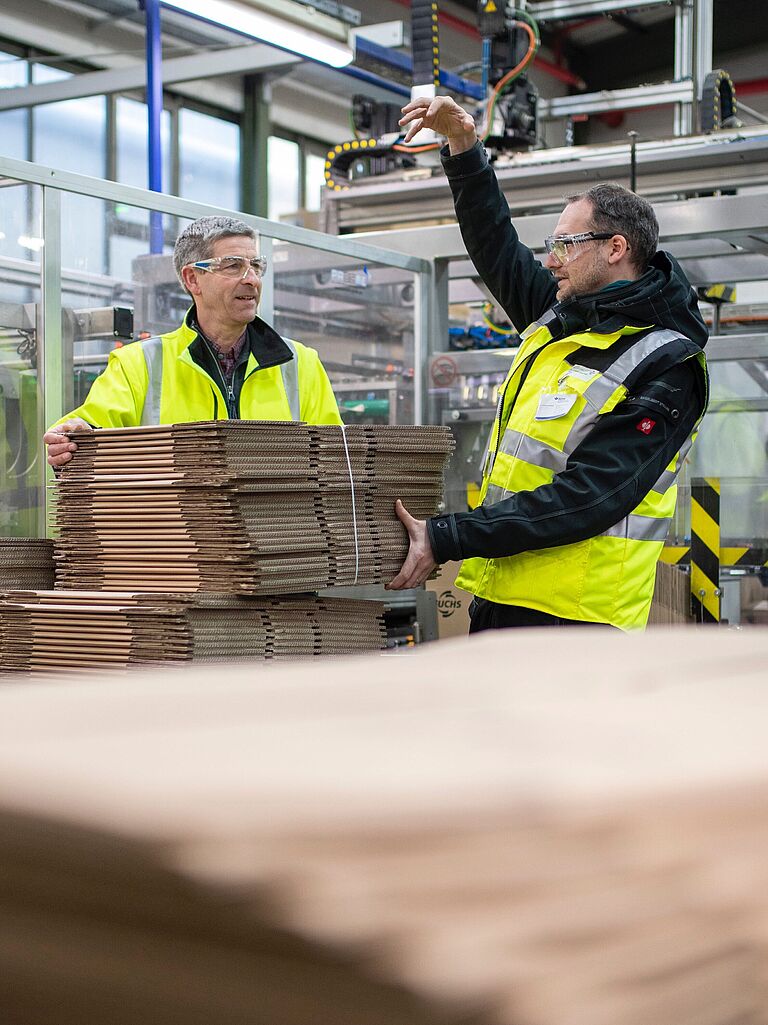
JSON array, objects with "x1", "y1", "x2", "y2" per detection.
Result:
[
  {"x1": 59, "y1": 191, "x2": 192, "y2": 427},
  {"x1": 0, "y1": 182, "x2": 43, "y2": 536},
  {"x1": 270, "y1": 241, "x2": 417, "y2": 425}
]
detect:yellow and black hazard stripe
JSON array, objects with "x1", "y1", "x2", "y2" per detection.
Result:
[
  {"x1": 661, "y1": 546, "x2": 768, "y2": 567},
  {"x1": 690, "y1": 477, "x2": 721, "y2": 623}
]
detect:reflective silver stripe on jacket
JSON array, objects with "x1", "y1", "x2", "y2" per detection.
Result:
[
  {"x1": 497, "y1": 429, "x2": 568, "y2": 473},
  {"x1": 600, "y1": 513, "x2": 672, "y2": 543},
  {"x1": 141, "y1": 333, "x2": 301, "y2": 423},
  {"x1": 140, "y1": 335, "x2": 163, "y2": 425},
  {"x1": 487, "y1": 328, "x2": 688, "y2": 505},
  {"x1": 650, "y1": 433, "x2": 695, "y2": 495},
  {"x1": 280, "y1": 338, "x2": 301, "y2": 420}
]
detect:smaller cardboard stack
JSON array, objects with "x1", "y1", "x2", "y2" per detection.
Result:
[
  {"x1": 313, "y1": 425, "x2": 455, "y2": 585},
  {"x1": 0, "y1": 591, "x2": 386, "y2": 674},
  {"x1": 0, "y1": 538, "x2": 55, "y2": 591}
]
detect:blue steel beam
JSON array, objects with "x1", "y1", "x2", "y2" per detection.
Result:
[
  {"x1": 352, "y1": 37, "x2": 484, "y2": 101},
  {"x1": 142, "y1": 0, "x2": 165, "y2": 254}
]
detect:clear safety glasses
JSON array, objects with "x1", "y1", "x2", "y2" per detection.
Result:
[
  {"x1": 543, "y1": 231, "x2": 616, "y2": 265},
  {"x1": 191, "y1": 255, "x2": 268, "y2": 279}
]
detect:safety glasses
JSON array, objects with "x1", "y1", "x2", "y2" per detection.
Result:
[
  {"x1": 191, "y1": 255, "x2": 268, "y2": 279},
  {"x1": 543, "y1": 231, "x2": 616, "y2": 265}
]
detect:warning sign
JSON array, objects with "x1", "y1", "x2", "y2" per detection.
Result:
[{"x1": 430, "y1": 354, "x2": 458, "y2": 388}]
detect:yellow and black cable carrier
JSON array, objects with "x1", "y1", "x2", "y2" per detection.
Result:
[
  {"x1": 700, "y1": 69, "x2": 738, "y2": 133},
  {"x1": 324, "y1": 138, "x2": 392, "y2": 192},
  {"x1": 411, "y1": 0, "x2": 440, "y2": 88}
]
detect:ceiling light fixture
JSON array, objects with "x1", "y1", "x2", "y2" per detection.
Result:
[{"x1": 160, "y1": 0, "x2": 354, "y2": 68}]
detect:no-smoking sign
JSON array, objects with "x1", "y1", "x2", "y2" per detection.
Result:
[{"x1": 430, "y1": 354, "x2": 458, "y2": 388}]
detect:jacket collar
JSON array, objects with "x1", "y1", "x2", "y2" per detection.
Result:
[{"x1": 183, "y1": 306, "x2": 294, "y2": 370}]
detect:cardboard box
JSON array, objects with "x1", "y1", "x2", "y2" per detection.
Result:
[{"x1": 426, "y1": 560, "x2": 472, "y2": 639}]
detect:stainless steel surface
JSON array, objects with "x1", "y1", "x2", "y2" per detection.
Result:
[
  {"x1": 0, "y1": 301, "x2": 35, "y2": 332},
  {"x1": 356, "y1": 191, "x2": 768, "y2": 288},
  {"x1": 0, "y1": 153, "x2": 429, "y2": 274},
  {"x1": 706, "y1": 335, "x2": 768, "y2": 362},
  {"x1": 527, "y1": 0, "x2": 676, "y2": 17},
  {"x1": 693, "y1": 0, "x2": 714, "y2": 119},
  {"x1": 674, "y1": 0, "x2": 694, "y2": 136},
  {"x1": 325, "y1": 128, "x2": 768, "y2": 233},
  {"x1": 539, "y1": 81, "x2": 694, "y2": 119},
  {"x1": 0, "y1": 44, "x2": 300, "y2": 111}
]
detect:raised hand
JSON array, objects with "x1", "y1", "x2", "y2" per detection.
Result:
[{"x1": 399, "y1": 96, "x2": 477, "y2": 154}]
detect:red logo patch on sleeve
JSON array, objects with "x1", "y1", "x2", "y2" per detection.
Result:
[{"x1": 636, "y1": 417, "x2": 656, "y2": 435}]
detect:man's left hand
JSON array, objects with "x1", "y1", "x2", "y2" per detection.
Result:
[{"x1": 386, "y1": 499, "x2": 437, "y2": 590}]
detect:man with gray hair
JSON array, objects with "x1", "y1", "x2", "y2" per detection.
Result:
[
  {"x1": 388, "y1": 96, "x2": 709, "y2": 632},
  {"x1": 45, "y1": 215, "x2": 341, "y2": 467}
]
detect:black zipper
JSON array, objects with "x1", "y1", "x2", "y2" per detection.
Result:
[{"x1": 206, "y1": 342, "x2": 239, "y2": 419}]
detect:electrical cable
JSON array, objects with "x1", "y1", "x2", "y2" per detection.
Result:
[
  {"x1": 480, "y1": 19, "x2": 538, "y2": 141},
  {"x1": 481, "y1": 304, "x2": 515, "y2": 336}
]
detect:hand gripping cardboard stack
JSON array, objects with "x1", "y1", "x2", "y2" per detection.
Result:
[{"x1": 0, "y1": 421, "x2": 454, "y2": 672}]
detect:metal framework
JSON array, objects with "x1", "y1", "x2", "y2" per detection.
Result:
[
  {"x1": 323, "y1": 126, "x2": 768, "y2": 234},
  {"x1": 0, "y1": 152, "x2": 431, "y2": 537}
]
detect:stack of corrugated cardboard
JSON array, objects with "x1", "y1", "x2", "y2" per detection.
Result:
[
  {"x1": 0, "y1": 537, "x2": 54, "y2": 590},
  {"x1": 53, "y1": 421, "x2": 453, "y2": 593},
  {"x1": 0, "y1": 591, "x2": 386, "y2": 673},
  {"x1": 0, "y1": 627, "x2": 766, "y2": 1024},
  {"x1": 315, "y1": 424, "x2": 454, "y2": 585},
  {"x1": 648, "y1": 561, "x2": 693, "y2": 625}
]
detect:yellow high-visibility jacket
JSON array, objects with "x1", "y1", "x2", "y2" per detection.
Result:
[
  {"x1": 57, "y1": 310, "x2": 341, "y2": 428},
  {"x1": 431, "y1": 320, "x2": 707, "y2": 631}
]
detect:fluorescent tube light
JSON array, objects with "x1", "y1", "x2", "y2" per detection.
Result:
[{"x1": 161, "y1": 0, "x2": 353, "y2": 68}]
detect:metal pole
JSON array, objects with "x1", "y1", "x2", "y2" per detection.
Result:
[
  {"x1": 241, "y1": 74, "x2": 270, "y2": 218},
  {"x1": 673, "y1": 0, "x2": 693, "y2": 136},
  {"x1": 693, "y1": 0, "x2": 713, "y2": 135},
  {"x1": 143, "y1": 0, "x2": 164, "y2": 254},
  {"x1": 258, "y1": 235, "x2": 274, "y2": 323},
  {"x1": 41, "y1": 187, "x2": 63, "y2": 537},
  {"x1": 627, "y1": 130, "x2": 638, "y2": 192}
]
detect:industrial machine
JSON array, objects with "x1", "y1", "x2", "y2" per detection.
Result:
[{"x1": 325, "y1": 1, "x2": 540, "y2": 192}]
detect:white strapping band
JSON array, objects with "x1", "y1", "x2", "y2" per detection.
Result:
[{"x1": 338, "y1": 423, "x2": 360, "y2": 584}]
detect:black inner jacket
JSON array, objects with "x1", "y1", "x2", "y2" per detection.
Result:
[{"x1": 427, "y1": 141, "x2": 709, "y2": 566}]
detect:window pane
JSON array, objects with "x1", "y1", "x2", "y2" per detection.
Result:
[
  {"x1": 32, "y1": 64, "x2": 107, "y2": 274},
  {"x1": 115, "y1": 96, "x2": 172, "y2": 192},
  {"x1": 32, "y1": 65, "x2": 106, "y2": 178},
  {"x1": 0, "y1": 182, "x2": 44, "y2": 535},
  {"x1": 0, "y1": 53, "x2": 30, "y2": 260},
  {"x1": 0, "y1": 51, "x2": 28, "y2": 159},
  {"x1": 179, "y1": 108, "x2": 239, "y2": 209},
  {"x1": 268, "y1": 136, "x2": 299, "y2": 221},
  {"x1": 305, "y1": 153, "x2": 327, "y2": 213}
]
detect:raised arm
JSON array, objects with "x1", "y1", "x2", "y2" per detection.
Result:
[{"x1": 400, "y1": 96, "x2": 557, "y2": 331}]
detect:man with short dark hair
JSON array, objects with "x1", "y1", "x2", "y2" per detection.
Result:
[
  {"x1": 387, "y1": 97, "x2": 708, "y2": 632},
  {"x1": 45, "y1": 215, "x2": 341, "y2": 468}
]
